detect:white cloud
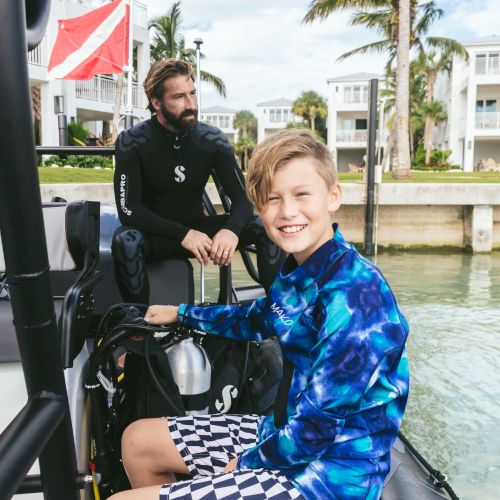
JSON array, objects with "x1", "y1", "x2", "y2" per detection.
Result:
[
  {"x1": 143, "y1": 0, "x2": 488, "y2": 112},
  {"x1": 144, "y1": 0, "x2": 386, "y2": 111}
]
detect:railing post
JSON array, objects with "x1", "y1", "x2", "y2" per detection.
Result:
[{"x1": 0, "y1": 1, "x2": 79, "y2": 498}]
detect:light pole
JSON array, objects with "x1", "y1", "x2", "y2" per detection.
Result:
[
  {"x1": 194, "y1": 37, "x2": 204, "y2": 302},
  {"x1": 194, "y1": 38, "x2": 203, "y2": 121}
]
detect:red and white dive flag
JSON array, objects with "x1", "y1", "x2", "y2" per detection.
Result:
[{"x1": 48, "y1": 0, "x2": 130, "y2": 80}]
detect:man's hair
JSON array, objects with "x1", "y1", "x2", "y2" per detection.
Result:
[
  {"x1": 143, "y1": 59, "x2": 194, "y2": 112},
  {"x1": 246, "y1": 129, "x2": 337, "y2": 210}
]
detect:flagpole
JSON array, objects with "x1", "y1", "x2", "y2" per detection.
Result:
[
  {"x1": 125, "y1": 0, "x2": 134, "y2": 129},
  {"x1": 194, "y1": 38, "x2": 204, "y2": 303}
]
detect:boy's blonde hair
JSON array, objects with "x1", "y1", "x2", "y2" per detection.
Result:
[{"x1": 246, "y1": 129, "x2": 337, "y2": 210}]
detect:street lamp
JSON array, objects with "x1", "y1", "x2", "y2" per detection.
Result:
[
  {"x1": 54, "y1": 95, "x2": 67, "y2": 146},
  {"x1": 194, "y1": 38, "x2": 203, "y2": 121}
]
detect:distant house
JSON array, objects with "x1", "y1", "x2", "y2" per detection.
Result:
[
  {"x1": 29, "y1": 0, "x2": 150, "y2": 146},
  {"x1": 200, "y1": 105, "x2": 238, "y2": 143},
  {"x1": 326, "y1": 72, "x2": 384, "y2": 172},
  {"x1": 256, "y1": 98, "x2": 300, "y2": 143},
  {"x1": 434, "y1": 35, "x2": 500, "y2": 171}
]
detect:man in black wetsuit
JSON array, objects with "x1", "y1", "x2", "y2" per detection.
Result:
[{"x1": 112, "y1": 59, "x2": 282, "y2": 303}]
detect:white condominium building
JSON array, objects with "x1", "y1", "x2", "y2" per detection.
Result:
[
  {"x1": 434, "y1": 35, "x2": 500, "y2": 171},
  {"x1": 201, "y1": 106, "x2": 238, "y2": 143},
  {"x1": 326, "y1": 72, "x2": 383, "y2": 172},
  {"x1": 29, "y1": 0, "x2": 150, "y2": 146},
  {"x1": 256, "y1": 98, "x2": 300, "y2": 143}
]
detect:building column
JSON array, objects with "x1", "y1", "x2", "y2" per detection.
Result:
[
  {"x1": 464, "y1": 205, "x2": 493, "y2": 253},
  {"x1": 463, "y1": 80, "x2": 477, "y2": 171}
]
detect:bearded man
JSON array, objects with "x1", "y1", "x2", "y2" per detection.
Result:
[{"x1": 113, "y1": 59, "x2": 281, "y2": 303}]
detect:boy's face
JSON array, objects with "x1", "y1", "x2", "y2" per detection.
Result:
[{"x1": 259, "y1": 156, "x2": 341, "y2": 265}]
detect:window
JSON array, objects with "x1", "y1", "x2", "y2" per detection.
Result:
[
  {"x1": 270, "y1": 109, "x2": 275, "y2": 122},
  {"x1": 476, "y1": 99, "x2": 497, "y2": 113},
  {"x1": 224, "y1": 116, "x2": 229, "y2": 128},
  {"x1": 344, "y1": 85, "x2": 368, "y2": 104},
  {"x1": 475, "y1": 52, "x2": 500, "y2": 74}
]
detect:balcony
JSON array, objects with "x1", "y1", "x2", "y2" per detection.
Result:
[
  {"x1": 475, "y1": 112, "x2": 500, "y2": 130},
  {"x1": 336, "y1": 129, "x2": 368, "y2": 143},
  {"x1": 27, "y1": 36, "x2": 47, "y2": 67},
  {"x1": 75, "y1": 75, "x2": 144, "y2": 108}
]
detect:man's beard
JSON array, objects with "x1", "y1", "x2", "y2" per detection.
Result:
[{"x1": 158, "y1": 102, "x2": 198, "y2": 132}]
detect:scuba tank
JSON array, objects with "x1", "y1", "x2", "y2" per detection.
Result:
[{"x1": 164, "y1": 336, "x2": 212, "y2": 415}]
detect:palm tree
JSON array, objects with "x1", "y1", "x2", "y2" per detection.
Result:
[
  {"x1": 291, "y1": 91, "x2": 328, "y2": 134},
  {"x1": 420, "y1": 100, "x2": 447, "y2": 165},
  {"x1": 233, "y1": 110, "x2": 257, "y2": 170},
  {"x1": 233, "y1": 110, "x2": 257, "y2": 140},
  {"x1": 413, "y1": 47, "x2": 468, "y2": 164},
  {"x1": 303, "y1": 0, "x2": 465, "y2": 177},
  {"x1": 149, "y1": 2, "x2": 226, "y2": 97}
]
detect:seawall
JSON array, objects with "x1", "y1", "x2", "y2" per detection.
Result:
[{"x1": 40, "y1": 183, "x2": 500, "y2": 252}]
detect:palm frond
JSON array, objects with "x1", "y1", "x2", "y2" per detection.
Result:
[
  {"x1": 337, "y1": 38, "x2": 390, "y2": 61},
  {"x1": 303, "y1": 0, "x2": 385, "y2": 24},
  {"x1": 426, "y1": 37, "x2": 469, "y2": 61},
  {"x1": 200, "y1": 70, "x2": 227, "y2": 98}
]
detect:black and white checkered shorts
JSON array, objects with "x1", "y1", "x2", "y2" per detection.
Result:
[{"x1": 160, "y1": 413, "x2": 303, "y2": 499}]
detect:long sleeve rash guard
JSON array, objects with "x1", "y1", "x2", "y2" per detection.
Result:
[
  {"x1": 177, "y1": 228, "x2": 410, "y2": 500},
  {"x1": 114, "y1": 117, "x2": 253, "y2": 242}
]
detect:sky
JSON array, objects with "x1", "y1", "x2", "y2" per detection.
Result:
[{"x1": 144, "y1": 0, "x2": 500, "y2": 113}]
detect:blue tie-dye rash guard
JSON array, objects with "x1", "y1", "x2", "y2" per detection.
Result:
[{"x1": 177, "y1": 228, "x2": 409, "y2": 500}]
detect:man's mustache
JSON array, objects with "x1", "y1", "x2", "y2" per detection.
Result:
[{"x1": 180, "y1": 109, "x2": 197, "y2": 118}]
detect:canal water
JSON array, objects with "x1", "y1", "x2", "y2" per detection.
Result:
[{"x1": 199, "y1": 251, "x2": 500, "y2": 500}]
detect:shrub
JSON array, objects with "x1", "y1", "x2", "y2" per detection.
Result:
[
  {"x1": 39, "y1": 155, "x2": 113, "y2": 169},
  {"x1": 412, "y1": 144, "x2": 457, "y2": 171}
]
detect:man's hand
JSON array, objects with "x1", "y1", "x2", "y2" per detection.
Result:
[
  {"x1": 210, "y1": 229, "x2": 239, "y2": 266},
  {"x1": 145, "y1": 305, "x2": 179, "y2": 325},
  {"x1": 181, "y1": 229, "x2": 212, "y2": 265},
  {"x1": 224, "y1": 456, "x2": 238, "y2": 473}
]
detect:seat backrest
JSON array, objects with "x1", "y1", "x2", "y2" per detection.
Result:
[
  {"x1": 0, "y1": 201, "x2": 100, "y2": 363},
  {"x1": 93, "y1": 204, "x2": 194, "y2": 314}
]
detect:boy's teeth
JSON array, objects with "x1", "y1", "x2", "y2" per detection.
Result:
[{"x1": 280, "y1": 225, "x2": 305, "y2": 233}]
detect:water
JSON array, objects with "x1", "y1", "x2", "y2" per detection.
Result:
[{"x1": 198, "y1": 251, "x2": 500, "y2": 500}]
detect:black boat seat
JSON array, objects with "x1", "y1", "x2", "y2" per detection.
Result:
[
  {"x1": 0, "y1": 202, "x2": 97, "y2": 363},
  {"x1": 94, "y1": 204, "x2": 194, "y2": 313}
]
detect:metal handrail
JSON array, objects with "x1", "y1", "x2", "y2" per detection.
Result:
[{"x1": 0, "y1": 1, "x2": 80, "y2": 498}]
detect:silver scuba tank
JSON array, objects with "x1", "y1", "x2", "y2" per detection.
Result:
[{"x1": 164, "y1": 336, "x2": 211, "y2": 415}]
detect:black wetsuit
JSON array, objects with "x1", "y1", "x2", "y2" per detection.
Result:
[{"x1": 112, "y1": 117, "x2": 282, "y2": 303}]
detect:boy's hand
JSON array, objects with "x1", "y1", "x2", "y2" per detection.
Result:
[
  {"x1": 181, "y1": 229, "x2": 212, "y2": 265},
  {"x1": 210, "y1": 229, "x2": 238, "y2": 266},
  {"x1": 224, "y1": 456, "x2": 238, "y2": 473},
  {"x1": 145, "y1": 305, "x2": 179, "y2": 325}
]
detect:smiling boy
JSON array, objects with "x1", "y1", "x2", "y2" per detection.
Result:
[{"x1": 109, "y1": 129, "x2": 409, "y2": 500}]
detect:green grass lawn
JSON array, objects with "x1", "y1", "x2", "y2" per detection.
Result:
[
  {"x1": 39, "y1": 167, "x2": 114, "y2": 183},
  {"x1": 38, "y1": 167, "x2": 500, "y2": 184},
  {"x1": 338, "y1": 170, "x2": 500, "y2": 183}
]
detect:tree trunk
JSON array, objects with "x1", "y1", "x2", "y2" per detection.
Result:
[
  {"x1": 423, "y1": 73, "x2": 437, "y2": 165},
  {"x1": 424, "y1": 115, "x2": 434, "y2": 165},
  {"x1": 243, "y1": 148, "x2": 248, "y2": 171},
  {"x1": 310, "y1": 112, "x2": 316, "y2": 133},
  {"x1": 393, "y1": 0, "x2": 411, "y2": 179},
  {"x1": 112, "y1": 74, "x2": 125, "y2": 143}
]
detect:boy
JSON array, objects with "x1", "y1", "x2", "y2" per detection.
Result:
[{"x1": 109, "y1": 130, "x2": 409, "y2": 500}]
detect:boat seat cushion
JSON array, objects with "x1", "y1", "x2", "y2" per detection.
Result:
[{"x1": 0, "y1": 203, "x2": 76, "y2": 273}]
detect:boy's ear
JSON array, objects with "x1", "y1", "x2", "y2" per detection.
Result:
[{"x1": 328, "y1": 183, "x2": 342, "y2": 213}]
